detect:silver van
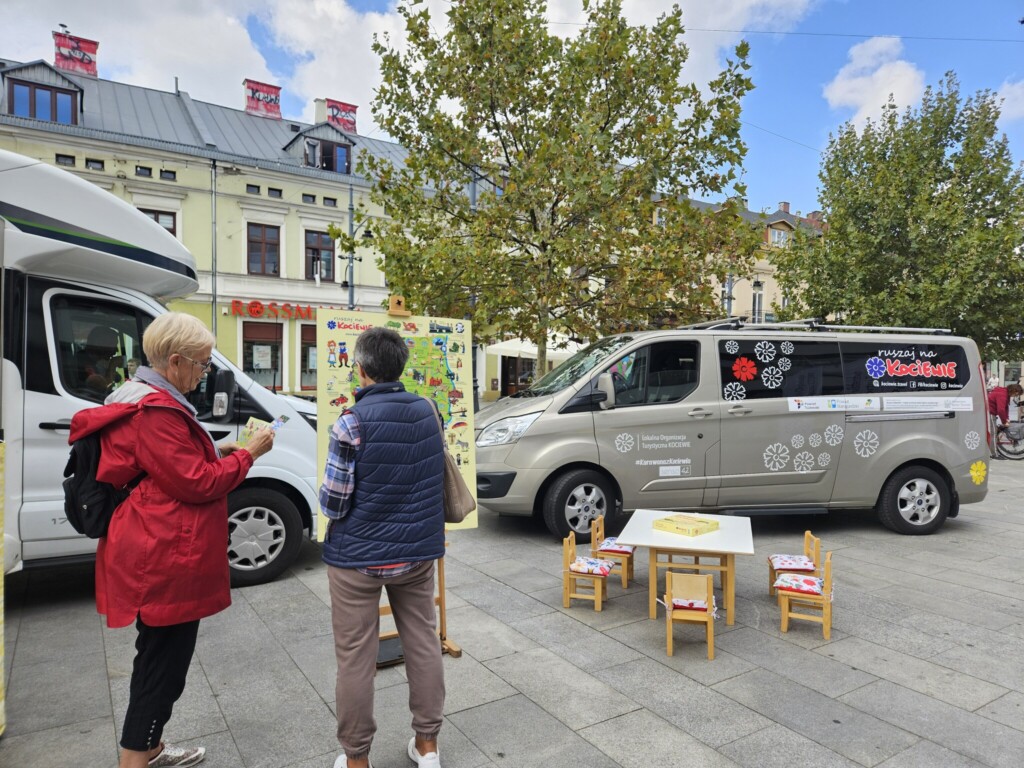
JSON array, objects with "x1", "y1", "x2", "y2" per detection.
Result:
[{"x1": 475, "y1": 322, "x2": 989, "y2": 539}]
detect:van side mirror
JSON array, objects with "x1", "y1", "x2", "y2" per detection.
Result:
[
  {"x1": 212, "y1": 368, "x2": 236, "y2": 421},
  {"x1": 597, "y1": 372, "x2": 615, "y2": 410}
]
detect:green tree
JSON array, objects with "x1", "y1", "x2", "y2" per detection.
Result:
[
  {"x1": 349, "y1": 0, "x2": 756, "y2": 370},
  {"x1": 773, "y1": 74, "x2": 1024, "y2": 358}
]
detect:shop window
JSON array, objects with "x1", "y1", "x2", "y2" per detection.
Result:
[
  {"x1": 140, "y1": 209, "x2": 176, "y2": 235},
  {"x1": 300, "y1": 324, "x2": 317, "y2": 390},
  {"x1": 305, "y1": 230, "x2": 334, "y2": 281},
  {"x1": 243, "y1": 321, "x2": 283, "y2": 391},
  {"x1": 248, "y1": 223, "x2": 280, "y2": 276},
  {"x1": 8, "y1": 79, "x2": 78, "y2": 124},
  {"x1": 718, "y1": 338, "x2": 843, "y2": 401}
]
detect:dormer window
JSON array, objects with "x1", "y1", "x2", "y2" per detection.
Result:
[
  {"x1": 321, "y1": 140, "x2": 350, "y2": 174},
  {"x1": 8, "y1": 78, "x2": 78, "y2": 125}
]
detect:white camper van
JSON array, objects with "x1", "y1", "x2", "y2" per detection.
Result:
[{"x1": 1, "y1": 149, "x2": 318, "y2": 586}]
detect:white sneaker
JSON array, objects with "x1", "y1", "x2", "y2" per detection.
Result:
[
  {"x1": 147, "y1": 743, "x2": 205, "y2": 767},
  {"x1": 334, "y1": 753, "x2": 373, "y2": 768},
  {"x1": 407, "y1": 737, "x2": 441, "y2": 768}
]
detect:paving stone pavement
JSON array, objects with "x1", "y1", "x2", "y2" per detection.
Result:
[{"x1": 3, "y1": 463, "x2": 1024, "y2": 768}]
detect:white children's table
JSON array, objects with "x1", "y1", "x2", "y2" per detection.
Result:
[{"x1": 614, "y1": 510, "x2": 755, "y2": 624}]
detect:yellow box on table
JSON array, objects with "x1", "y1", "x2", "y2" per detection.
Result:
[{"x1": 652, "y1": 514, "x2": 720, "y2": 537}]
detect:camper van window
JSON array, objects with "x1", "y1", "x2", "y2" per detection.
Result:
[
  {"x1": 524, "y1": 336, "x2": 633, "y2": 397},
  {"x1": 50, "y1": 296, "x2": 145, "y2": 403},
  {"x1": 718, "y1": 339, "x2": 843, "y2": 401}
]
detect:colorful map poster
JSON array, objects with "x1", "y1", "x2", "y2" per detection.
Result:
[{"x1": 316, "y1": 310, "x2": 477, "y2": 539}]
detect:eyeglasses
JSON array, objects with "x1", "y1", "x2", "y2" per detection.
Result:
[{"x1": 180, "y1": 354, "x2": 213, "y2": 373}]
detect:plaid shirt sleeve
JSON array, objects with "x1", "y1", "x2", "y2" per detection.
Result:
[{"x1": 319, "y1": 410, "x2": 361, "y2": 520}]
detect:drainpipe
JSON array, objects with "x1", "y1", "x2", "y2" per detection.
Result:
[{"x1": 210, "y1": 159, "x2": 218, "y2": 336}]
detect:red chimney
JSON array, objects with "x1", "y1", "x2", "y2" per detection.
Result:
[
  {"x1": 778, "y1": 201, "x2": 790, "y2": 214},
  {"x1": 53, "y1": 30, "x2": 98, "y2": 77},
  {"x1": 244, "y1": 79, "x2": 282, "y2": 119}
]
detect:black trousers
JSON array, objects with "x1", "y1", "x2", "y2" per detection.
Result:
[{"x1": 120, "y1": 615, "x2": 200, "y2": 751}]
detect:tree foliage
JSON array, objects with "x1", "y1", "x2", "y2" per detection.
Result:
[
  {"x1": 352, "y1": 0, "x2": 757, "y2": 369},
  {"x1": 773, "y1": 74, "x2": 1024, "y2": 358}
]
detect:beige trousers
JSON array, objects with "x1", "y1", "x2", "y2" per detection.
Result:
[{"x1": 328, "y1": 560, "x2": 445, "y2": 759}]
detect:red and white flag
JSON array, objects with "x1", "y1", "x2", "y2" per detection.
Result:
[
  {"x1": 326, "y1": 99, "x2": 358, "y2": 133},
  {"x1": 244, "y1": 79, "x2": 282, "y2": 119},
  {"x1": 53, "y1": 32, "x2": 98, "y2": 77}
]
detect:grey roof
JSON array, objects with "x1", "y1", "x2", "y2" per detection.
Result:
[{"x1": 0, "y1": 56, "x2": 408, "y2": 182}]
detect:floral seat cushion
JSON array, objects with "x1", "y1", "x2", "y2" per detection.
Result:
[
  {"x1": 773, "y1": 572, "x2": 824, "y2": 595},
  {"x1": 768, "y1": 553, "x2": 816, "y2": 571},
  {"x1": 671, "y1": 595, "x2": 717, "y2": 612},
  {"x1": 596, "y1": 536, "x2": 635, "y2": 555},
  {"x1": 569, "y1": 556, "x2": 615, "y2": 577}
]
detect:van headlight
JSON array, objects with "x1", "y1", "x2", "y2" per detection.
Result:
[{"x1": 476, "y1": 412, "x2": 542, "y2": 447}]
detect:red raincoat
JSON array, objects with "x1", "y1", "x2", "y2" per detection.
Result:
[{"x1": 69, "y1": 388, "x2": 254, "y2": 628}]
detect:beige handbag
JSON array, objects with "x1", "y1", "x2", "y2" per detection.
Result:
[{"x1": 427, "y1": 398, "x2": 476, "y2": 523}]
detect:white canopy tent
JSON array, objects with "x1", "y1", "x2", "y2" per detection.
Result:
[{"x1": 484, "y1": 336, "x2": 587, "y2": 361}]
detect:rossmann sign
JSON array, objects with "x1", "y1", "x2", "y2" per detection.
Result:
[{"x1": 230, "y1": 300, "x2": 314, "y2": 319}]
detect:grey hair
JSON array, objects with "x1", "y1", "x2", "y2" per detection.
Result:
[
  {"x1": 354, "y1": 327, "x2": 409, "y2": 382},
  {"x1": 143, "y1": 312, "x2": 216, "y2": 368}
]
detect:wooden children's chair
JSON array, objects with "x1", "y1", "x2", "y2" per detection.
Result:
[
  {"x1": 767, "y1": 530, "x2": 821, "y2": 598},
  {"x1": 591, "y1": 515, "x2": 635, "y2": 589},
  {"x1": 777, "y1": 551, "x2": 833, "y2": 640},
  {"x1": 563, "y1": 531, "x2": 612, "y2": 611},
  {"x1": 665, "y1": 572, "x2": 715, "y2": 659}
]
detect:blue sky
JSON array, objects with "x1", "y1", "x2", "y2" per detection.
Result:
[{"x1": 3, "y1": 1, "x2": 1022, "y2": 215}]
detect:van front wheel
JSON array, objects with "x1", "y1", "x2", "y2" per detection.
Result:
[
  {"x1": 228, "y1": 488, "x2": 304, "y2": 587},
  {"x1": 877, "y1": 466, "x2": 950, "y2": 535},
  {"x1": 543, "y1": 469, "x2": 613, "y2": 541}
]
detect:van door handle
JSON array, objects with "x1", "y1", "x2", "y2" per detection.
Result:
[
  {"x1": 727, "y1": 405, "x2": 753, "y2": 415},
  {"x1": 687, "y1": 408, "x2": 713, "y2": 418},
  {"x1": 39, "y1": 421, "x2": 73, "y2": 430}
]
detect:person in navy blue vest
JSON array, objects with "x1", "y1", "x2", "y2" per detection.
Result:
[{"x1": 320, "y1": 326, "x2": 447, "y2": 768}]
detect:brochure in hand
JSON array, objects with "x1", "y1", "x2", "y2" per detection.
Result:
[{"x1": 238, "y1": 415, "x2": 289, "y2": 446}]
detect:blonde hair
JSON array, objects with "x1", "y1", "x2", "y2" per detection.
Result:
[{"x1": 143, "y1": 312, "x2": 216, "y2": 368}]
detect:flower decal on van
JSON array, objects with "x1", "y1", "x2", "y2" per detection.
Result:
[
  {"x1": 794, "y1": 451, "x2": 815, "y2": 472},
  {"x1": 964, "y1": 431, "x2": 981, "y2": 450},
  {"x1": 764, "y1": 443, "x2": 790, "y2": 471},
  {"x1": 791, "y1": 434, "x2": 805, "y2": 449},
  {"x1": 614, "y1": 433, "x2": 635, "y2": 453},
  {"x1": 778, "y1": 356, "x2": 792, "y2": 372},
  {"x1": 761, "y1": 366, "x2": 784, "y2": 389},
  {"x1": 732, "y1": 357, "x2": 758, "y2": 381},
  {"x1": 755, "y1": 341, "x2": 777, "y2": 363},
  {"x1": 824, "y1": 425, "x2": 844, "y2": 446},
  {"x1": 970, "y1": 460, "x2": 987, "y2": 485},
  {"x1": 809, "y1": 433, "x2": 823, "y2": 448},
  {"x1": 817, "y1": 452, "x2": 831, "y2": 467},
  {"x1": 781, "y1": 341, "x2": 795, "y2": 355},
  {"x1": 853, "y1": 429, "x2": 880, "y2": 457},
  {"x1": 865, "y1": 356, "x2": 886, "y2": 379},
  {"x1": 723, "y1": 382, "x2": 746, "y2": 401},
  {"x1": 725, "y1": 340, "x2": 739, "y2": 355}
]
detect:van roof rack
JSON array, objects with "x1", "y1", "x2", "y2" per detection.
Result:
[
  {"x1": 678, "y1": 316, "x2": 748, "y2": 330},
  {"x1": 703, "y1": 317, "x2": 953, "y2": 335}
]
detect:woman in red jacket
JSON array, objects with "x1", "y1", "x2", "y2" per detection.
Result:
[{"x1": 70, "y1": 313, "x2": 274, "y2": 768}]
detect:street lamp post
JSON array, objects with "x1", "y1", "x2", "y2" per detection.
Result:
[
  {"x1": 722, "y1": 273, "x2": 763, "y2": 320},
  {"x1": 345, "y1": 182, "x2": 372, "y2": 310}
]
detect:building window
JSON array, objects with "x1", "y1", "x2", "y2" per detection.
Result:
[
  {"x1": 321, "y1": 140, "x2": 351, "y2": 174},
  {"x1": 300, "y1": 324, "x2": 317, "y2": 390},
  {"x1": 159, "y1": 169, "x2": 176, "y2": 181},
  {"x1": 247, "y1": 223, "x2": 280, "y2": 276},
  {"x1": 268, "y1": 187, "x2": 283, "y2": 199},
  {"x1": 751, "y1": 286, "x2": 764, "y2": 324},
  {"x1": 770, "y1": 228, "x2": 790, "y2": 247},
  {"x1": 324, "y1": 196, "x2": 337, "y2": 208},
  {"x1": 7, "y1": 79, "x2": 77, "y2": 125},
  {"x1": 140, "y1": 209, "x2": 176, "y2": 236},
  {"x1": 85, "y1": 158, "x2": 104, "y2": 171},
  {"x1": 302, "y1": 193, "x2": 316, "y2": 204},
  {"x1": 246, "y1": 184, "x2": 260, "y2": 195},
  {"x1": 135, "y1": 165, "x2": 152, "y2": 178},
  {"x1": 55, "y1": 153, "x2": 75, "y2": 167},
  {"x1": 243, "y1": 321, "x2": 283, "y2": 391},
  {"x1": 305, "y1": 231, "x2": 334, "y2": 281}
]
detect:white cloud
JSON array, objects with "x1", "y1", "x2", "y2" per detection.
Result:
[
  {"x1": 823, "y1": 36, "x2": 925, "y2": 126},
  {"x1": 998, "y1": 79, "x2": 1024, "y2": 124},
  {"x1": 0, "y1": 0, "x2": 816, "y2": 137}
]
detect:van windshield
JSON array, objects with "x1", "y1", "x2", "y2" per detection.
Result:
[{"x1": 514, "y1": 336, "x2": 635, "y2": 397}]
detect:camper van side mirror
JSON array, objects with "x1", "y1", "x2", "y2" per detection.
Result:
[
  {"x1": 596, "y1": 372, "x2": 615, "y2": 410},
  {"x1": 212, "y1": 368, "x2": 236, "y2": 421}
]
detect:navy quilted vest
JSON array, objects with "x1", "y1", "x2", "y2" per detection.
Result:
[{"x1": 321, "y1": 382, "x2": 445, "y2": 568}]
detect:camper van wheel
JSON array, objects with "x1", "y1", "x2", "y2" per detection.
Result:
[
  {"x1": 543, "y1": 469, "x2": 613, "y2": 541},
  {"x1": 876, "y1": 466, "x2": 950, "y2": 535},
  {"x1": 228, "y1": 488, "x2": 304, "y2": 587}
]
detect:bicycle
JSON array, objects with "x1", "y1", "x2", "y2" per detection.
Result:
[{"x1": 996, "y1": 423, "x2": 1024, "y2": 460}]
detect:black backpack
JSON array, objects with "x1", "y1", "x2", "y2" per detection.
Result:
[{"x1": 62, "y1": 428, "x2": 144, "y2": 538}]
